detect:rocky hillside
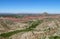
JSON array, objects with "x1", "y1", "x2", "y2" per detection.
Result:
[{"x1": 0, "y1": 18, "x2": 60, "y2": 39}]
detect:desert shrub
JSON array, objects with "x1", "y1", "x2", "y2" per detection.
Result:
[{"x1": 49, "y1": 36, "x2": 60, "y2": 39}]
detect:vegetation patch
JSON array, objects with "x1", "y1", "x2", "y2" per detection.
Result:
[{"x1": 49, "y1": 36, "x2": 60, "y2": 39}]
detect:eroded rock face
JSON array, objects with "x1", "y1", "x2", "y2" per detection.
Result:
[
  {"x1": 1, "y1": 18, "x2": 60, "y2": 39},
  {"x1": 10, "y1": 31, "x2": 45, "y2": 39},
  {"x1": 0, "y1": 20, "x2": 29, "y2": 33}
]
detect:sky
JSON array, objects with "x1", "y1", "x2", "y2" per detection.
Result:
[{"x1": 0, "y1": 0, "x2": 60, "y2": 14}]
